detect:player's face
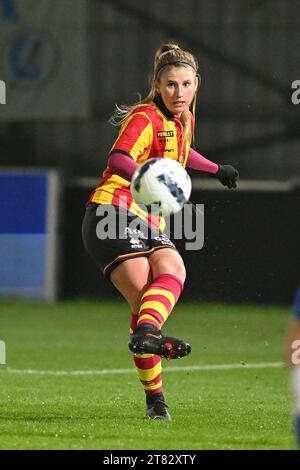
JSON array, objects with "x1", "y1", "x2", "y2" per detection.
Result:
[{"x1": 156, "y1": 66, "x2": 198, "y2": 117}]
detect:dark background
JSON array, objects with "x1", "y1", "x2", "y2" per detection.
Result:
[{"x1": 62, "y1": 184, "x2": 300, "y2": 303}]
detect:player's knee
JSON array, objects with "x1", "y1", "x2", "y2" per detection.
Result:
[
  {"x1": 150, "y1": 253, "x2": 186, "y2": 283},
  {"x1": 171, "y1": 264, "x2": 186, "y2": 284},
  {"x1": 166, "y1": 260, "x2": 186, "y2": 283}
]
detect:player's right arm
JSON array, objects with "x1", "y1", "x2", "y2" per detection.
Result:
[{"x1": 108, "y1": 112, "x2": 153, "y2": 181}]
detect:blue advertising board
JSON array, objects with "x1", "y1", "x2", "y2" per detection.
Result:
[{"x1": 0, "y1": 169, "x2": 58, "y2": 300}]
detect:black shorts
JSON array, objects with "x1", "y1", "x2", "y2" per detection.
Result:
[{"x1": 82, "y1": 203, "x2": 178, "y2": 279}]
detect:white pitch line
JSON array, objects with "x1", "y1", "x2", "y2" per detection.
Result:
[{"x1": 3, "y1": 362, "x2": 284, "y2": 377}]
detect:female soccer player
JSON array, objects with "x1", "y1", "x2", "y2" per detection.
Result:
[{"x1": 82, "y1": 43, "x2": 239, "y2": 420}]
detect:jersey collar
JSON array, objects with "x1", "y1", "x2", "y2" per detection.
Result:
[{"x1": 153, "y1": 94, "x2": 174, "y2": 120}]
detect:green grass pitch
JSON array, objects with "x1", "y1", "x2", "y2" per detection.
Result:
[{"x1": 0, "y1": 299, "x2": 296, "y2": 450}]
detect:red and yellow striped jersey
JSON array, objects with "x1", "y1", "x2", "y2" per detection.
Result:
[{"x1": 89, "y1": 99, "x2": 194, "y2": 230}]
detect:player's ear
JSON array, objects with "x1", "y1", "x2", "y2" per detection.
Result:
[
  {"x1": 195, "y1": 73, "x2": 201, "y2": 90},
  {"x1": 153, "y1": 79, "x2": 160, "y2": 94}
]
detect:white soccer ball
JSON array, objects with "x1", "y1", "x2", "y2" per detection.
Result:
[{"x1": 131, "y1": 158, "x2": 192, "y2": 216}]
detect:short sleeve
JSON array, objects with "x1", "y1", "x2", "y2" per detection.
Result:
[{"x1": 111, "y1": 112, "x2": 153, "y2": 162}]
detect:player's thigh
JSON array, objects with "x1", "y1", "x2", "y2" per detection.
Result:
[
  {"x1": 148, "y1": 248, "x2": 186, "y2": 283},
  {"x1": 110, "y1": 257, "x2": 152, "y2": 312}
]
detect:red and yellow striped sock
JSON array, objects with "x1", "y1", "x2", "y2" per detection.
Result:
[
  {"x1": 130, "y1": 313, "x2": 163, "y2": 396},
  {"x1": 137, "y1": 274, "x2": 184, "y2": 330}
]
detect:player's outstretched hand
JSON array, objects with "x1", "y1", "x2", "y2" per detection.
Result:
[{"x1": 215, "y1": 165, "x2": 239, "y2": 189}]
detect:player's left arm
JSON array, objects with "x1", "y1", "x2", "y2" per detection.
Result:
[{"x1": 186, "y1": 147, "x2": 239, "y2": 189}]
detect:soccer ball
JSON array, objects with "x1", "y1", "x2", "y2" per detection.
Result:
[{"x1": 131, "y1": 157, "x2": 192, "y2": 216}]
